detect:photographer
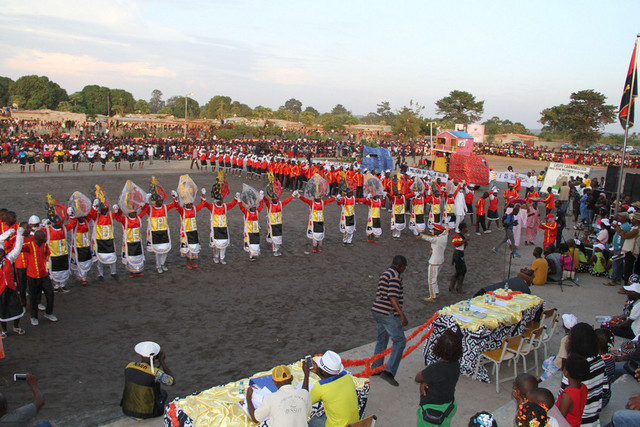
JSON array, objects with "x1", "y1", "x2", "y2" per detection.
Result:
[{"x1": 0, "y1": 373, "x2": 46, "y2": 426}]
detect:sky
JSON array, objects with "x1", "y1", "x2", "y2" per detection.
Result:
[{"x1": 1, "y1": 0, "x2": 639, "y2": 133}]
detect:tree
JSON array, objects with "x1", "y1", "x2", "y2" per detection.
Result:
[
  {"x1": 9, "y1": 75, "x2": 68, "y2": 110},
  {"x1": 376, "y1": 101, "x2": 395, "y2": 124},
  {"x1": 331, "y1": 104, "x2": 349, "y2": 115},
  {"x1": 392, "y1": 100, "x2": 425, "y2": 138},
  {"x1": 483, "y1": 116, "x2": 531, "y2": 136},
  {"x1": 135, "y1": 99, "x2": 151, "y2": 114},
  {"x1": 167, "y1": 96, "x2": 200, "y2": 119},
  {"x1": 283, "y1": 98, "x2": 302, "y2": 114},
  {"x1": 80, "y1": 85, "x2": 111, "y2": 115},
  {"x1": 149, "y1": 89, "x2": 165, "y2": 114},
  {"x1": 204, "y1": 95, "x2": 232, "y2": 121},
  {"x1": 252, "y1": 106, "x2": 273, "y2": 120},
  {"x1": 230, "y1": 101, "x2": 252, "y2": 118},
  {"x1": 539, "y1": 90, "x2": 615, "y2": 145},
  {"x1": 304, "y1": 106, "x2": 319, "y2": 117},
  {"x1": 0, "y1": 77, "x2": 13, "y2": 107},
  {"x1": 299, "y1": 111, "x2": 317, "y2": 126},
  {"x1": 109, "y1": 89, "x2": 135, "y2": 115},
  {"x1": 435, "y1": 90, "x2": 484, "y2": 124}
]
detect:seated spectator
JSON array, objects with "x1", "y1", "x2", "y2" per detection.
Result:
[
  {"x1": 601, "y1": 280, "x2": 640, "y2": 339},
  {"x1": 247, "y1": 365, "x2": 312, "y2": 426},
  {"x1": 541, "y1": 314, "x2": 578, "y2": 381},
  {"x1": 544, "y1": 244, "x2": 563, "y2": 282},
  {"x1": 302, "y1": 350, "x2": 359, "y2": 427},
  {"x1": 527, "y1": 387, "x2": 570, "y2": 427},
  {"x1": 0, "y1": 374, "x2": 48, "y2": 426},
  {"x1": 558, "y1": 243, "x2": 576, "y2": 281},
  {"x1": 518, "y1": 246, "x2": 548, "y2": 286},
  {"x1": 556, "y1": 354, "x2": 589, "y2": 427},
  {"x1": 415, "y1": 329, "x2": 462, "y2": 427},
  {"x1": 516, "y1": 401, "x2": 550, "y2": 427},
  {"x1": 467, "y1": 411, "x2": 497, "y2": 427},
  {"x1": 121, "y1": 341, "x2": 175, "y2": 420},
  {"x1": 594, "y1": 328, "x2": 615, "y2": 407},
  {"x1": 560, "y1": 323, "x2": 607, "y2": 427},
  {"x1": 588, "y1": 244, "x2": 612, "y2": 278},
  {"x1": 610, "y1": 365, "x2": 640, "y2": 427}
]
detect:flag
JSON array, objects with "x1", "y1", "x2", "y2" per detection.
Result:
[{"x1": 619, "y1": 40, "x2": 638, "y2": 129}]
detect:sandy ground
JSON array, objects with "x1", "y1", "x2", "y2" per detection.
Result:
[{"x1": 0, "y1": 156, "x2": 611, "y2": 426}]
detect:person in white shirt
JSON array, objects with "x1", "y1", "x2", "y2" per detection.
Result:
[
  {"x1": 246, "y1": 365, "x2": 311, "y2": 427},
  {"x1": 420, "y1": 224, "x2": 448, "y2": 302}
]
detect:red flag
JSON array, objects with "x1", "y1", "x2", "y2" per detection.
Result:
[{"x1": 619, "y1": 40, "x2": 638, "y2": 129}]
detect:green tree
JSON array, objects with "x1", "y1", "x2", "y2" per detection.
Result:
[
  {"x1": 331, "y1": 104, "x2": 349, "y2": 115},
  {"x1": 539, "y1": 90, "x2": 615, "y2": 145},
  {"x1": 9, "y1": 95, "x2": 25, "y2": 108},
  {"x1": 109, "y1": 89, "x2": 135, "y2": 115},
  {"x1": 135, "y1": 99, "x2": 151, "y2": 114},
  {"x1": 0, "y1": 77, "x2": 13, "y2": 107},
  {"x1": 483, "y1": 116, "x2": 531, "y2": 136},
  {"x1": 303, "y1": 106, "x2": 319, "y2": 116},
  {"x1": 275, "y1": 107, "x2": 294, "y2": 121},
  {"x1": 435, "y1": 90, "x2": 484, "y2": 124},
  {"x1": 299, "y1": 110, "x2": 317, "y2": 125},
  {"x1": 362, "y1": 112, "x2": 381, "y2": 124},
  {"x1": 69, "y1": 92, "x2": 84, "y2": 107},
  {"x1": 57, "y1": 101, "x2": 72, "y2": 112},
  {"x1": 252, "y1": 106, "x2": 273, "y2": 120},
  {"x1": 9, "y1": 75, "x2": 68, "y2": 110},
  {"x1": 376, "y1": 101, "x2": 395, "y2": 124},
  {"x1": 149, "y1": 89, "x2": 165, "y2": 114},
  {"x1": 167, "y1": 96, "x2": 200, "y2": 119},
  {"x1": 204, "y1": 95, "x2": 232, "y2": 121},
  {"x1": 283, "y1": 98, "x2": 302, "y2": 114},
  {"x1": 80, "y1": 85, "x2": 111, "y2": 115},
  {"x1": 230, "y1": 101, "x2": 252, "y2": 117},
  {"x1": 392, "y1": 100, "x2": 425, "y2": 138}
]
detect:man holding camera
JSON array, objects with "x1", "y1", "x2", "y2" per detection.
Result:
[{"x1": 0, "y1": 374, "x2": 46, "y2": 426}]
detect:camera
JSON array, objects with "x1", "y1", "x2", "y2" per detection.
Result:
[
  {"x1": 13, "y1": 374, "x2": 27, "y2": 381},
  {"x1": 304, "y1": 355, "x2": 313, "y2": 370}
]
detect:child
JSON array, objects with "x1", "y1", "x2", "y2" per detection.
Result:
[
  {"x1": 556, "y1": 354, "x2": 589, "y2": 427},
  {"x1": 558, "y1": 243, "x2": 576, "y2": 281},
  {"x1": 527, "y1": 387, "x2": 571, "y2": 427},
  {"x1": 516, "y1": 401, "x2": 550, "y2": 427},
  {"x1": 541, "y1": 314, "x2": 578, "y2": 381},
  {"x1": 467, "y1": 412, "x2": 497, "y2": 427},
  {"x1": 512, "y1": 373, "x2": 539, "y2": 408},
  {"x1": 594, "y1": 328, "x2": 615, "y2": 407}
]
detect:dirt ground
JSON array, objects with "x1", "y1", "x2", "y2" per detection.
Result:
[{"x1": 0, "y1": 156, "x2": 605, "y2": 426}]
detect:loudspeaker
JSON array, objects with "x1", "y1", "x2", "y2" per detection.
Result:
[
  {"x1": 623, "y1": 173, "x2": 640, "y2": 202},
  {"x1": 605, "y1": 165, "x2": 621, "y2": 193},
  {"x1": 474, "y1": 276, "x2": 531, "y2": 297}
]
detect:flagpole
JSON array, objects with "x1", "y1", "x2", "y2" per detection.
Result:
[{"x1": 615, "y1": 34, "x2": 639, "y2": 213}]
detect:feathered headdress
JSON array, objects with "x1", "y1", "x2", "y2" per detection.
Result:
[
  {"x1": 91, "y1": 185, "x2": 108, "y2": 210},
  {"x1": 338, "y1": 171, "x2": 355, "y2": 196}
]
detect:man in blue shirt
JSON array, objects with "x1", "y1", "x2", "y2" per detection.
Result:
[{"x1": 606, "y1": 212, "x2": 632, "y2": 287}]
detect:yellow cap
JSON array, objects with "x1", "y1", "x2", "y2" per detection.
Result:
[{"x1": 272, "y1": 365, "x2": 292, "y2": 382}]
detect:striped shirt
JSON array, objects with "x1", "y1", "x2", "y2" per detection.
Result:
[
  {"x1": 560, "y1": 355, "x2": 606, "y2": 427},
  {"x1": 372, "y1": 266, "x2": 403, "y2": 315}
]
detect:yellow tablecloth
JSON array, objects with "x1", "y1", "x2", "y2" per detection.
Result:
[
  {"x1": 439, "y1": 290, "x2": 543, "y2": 332},
  {"x1": 171, "y1": 360, "x2": 369, "y2": 427}
]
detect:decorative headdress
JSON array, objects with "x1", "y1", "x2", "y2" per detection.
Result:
[
  {"x1": 91, "y1": 185, "x2": 108, "y2": 210},
  {"x1": 46, "y1": 194, "x2": 67, "y2": 225},
  {"x1": 211, "y1": 171, "x2": 230, "y2": 200},
  {"x1": 149, "y1": 176, "x2": 167, "y2": 202},
  {"x1": 265, "y1": 171, "x2": 282, "y2": 200}
]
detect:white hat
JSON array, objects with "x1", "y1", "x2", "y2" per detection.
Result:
[
  {"x1": 28, "y1": 215, "x2": 41, "y2": 225},
  {"x1": 574, "y1": 239, "x2": 581, "y2": 246},
  {"x1": 318, "y1": 350, "x2": 343, "y2": 376},
  {"x1": 562, "y1": 314, "x2": 578, "y2": 329},
  {"x1": 629, "y1": 207, "x2": 637, "y2": 214},
  {"x1": 624, "y1": 283, "x2": 640, "y2": 293},
  {"x1": 600, "y1": 218, "x2": 610, "y2": 226},
  {"x1": 134, "y1": 341, "x2": 160, "y2": 374},
  {"x1": 593, "y1": 243, "x2": 606, "y2": 251}
]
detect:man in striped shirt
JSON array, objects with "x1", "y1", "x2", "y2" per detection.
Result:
[{"x1": 371, "y1": 255, "x2": 408, "y2": 387}]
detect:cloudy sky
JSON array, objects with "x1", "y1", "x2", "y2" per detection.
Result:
[{"x1": 1, "y1": 0, "x2": 638, "y2": 132}]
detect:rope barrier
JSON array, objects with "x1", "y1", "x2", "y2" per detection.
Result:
[{"x1": 341, "y1": 312, "x2": 439, "y2": 378}]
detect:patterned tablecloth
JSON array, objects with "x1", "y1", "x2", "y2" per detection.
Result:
[
  {"x1": 422, "y1": 291, "x2": 543, "y2": 383},
  {"x1": 163, "y1": 360, "x2": 370, "y2": 427}
]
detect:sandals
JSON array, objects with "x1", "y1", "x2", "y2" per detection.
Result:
[{"x1": 13, "y1": 328, "x2": 25, "y2": 335}]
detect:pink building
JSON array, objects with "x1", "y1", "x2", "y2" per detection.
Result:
[{"x1": 434, "y1": 131, "x2": 475, "y2": 155}]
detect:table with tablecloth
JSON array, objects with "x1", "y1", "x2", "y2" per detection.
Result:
[
  {"x1": 163, "y1": 360, "x2": 370, "y2": 427},
  {"x1": 422, "y1": 290, "x2": 543, "y2": 382}
]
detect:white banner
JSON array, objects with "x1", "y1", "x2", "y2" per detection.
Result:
[
  {"x1": 319, "y1": 160, "x2": 356, "y2": 171},
  {"x1": 540, "y1": 162, "x2": 591, "y2": 194},
  {"x1": 406, "y1": 167, "x2": 449, "y2": 181}
]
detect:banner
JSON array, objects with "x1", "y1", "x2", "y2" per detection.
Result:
[
  {"x1": 540, "y1": 162, "x2": 591, "y2": 194},
  {"x1": 320, "y1": 160, "x2": 355, "y2": 171},
  {"x1": 406, "y1": 167, "x2": 448, "y2": 181}
]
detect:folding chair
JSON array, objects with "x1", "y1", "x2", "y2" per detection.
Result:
[
  {"x1": 524, "y1": 307, "x2": 555, "y2": 337},
  {"x1": 347, "y1": 414, "x2": 377, "y2": 427},
  {"x1": 539, "y1": 311, "x2": 559, "y2": 359},
  {"x1": 474, "y1": 335, "x2": 523, "y2": 393},
  {"x1": 510, "y1": 327, "x2": 544, "y2": 376}
]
